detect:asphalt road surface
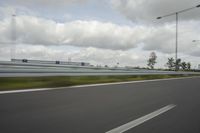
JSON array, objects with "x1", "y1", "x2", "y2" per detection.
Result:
[{"x1": 0, "y1": 77, "x2": 200, "y2": 133}]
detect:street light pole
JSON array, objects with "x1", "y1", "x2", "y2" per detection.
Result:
[
  {"x1": 11, "y1": 14, "x2": 16, "y2": 60},
  {"x1": 157, "y1": 4, "x2": 200, "y2": 71},
  {"x1": 175, "y1": 13, "x2": 178, "y2": 70}
]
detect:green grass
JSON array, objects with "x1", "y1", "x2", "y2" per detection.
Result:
[{"x1": 0, "y1": 75, "x2": 197, "y2": 91}]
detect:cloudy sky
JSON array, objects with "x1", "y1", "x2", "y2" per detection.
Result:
[{"x1": 0, "y1": 0, "x2": 200, "y2": 68}]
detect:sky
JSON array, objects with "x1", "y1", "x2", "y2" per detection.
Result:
[{"x1": 0, "y1": 0, "x2": 200, "y2": 68}]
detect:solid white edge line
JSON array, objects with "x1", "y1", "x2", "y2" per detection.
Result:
[
  {"x1": 106, "y1": 104, "x2": 176, "y2": 133},
  {"x1": 0, "y1": 76, "x2": 199, "y2": 94},
  {"x1": 0, "y1": 88, "x2": 50, "y2": 94},
  {"x1": 68, "y1": 76, "x2": 199, "y2": 88}
]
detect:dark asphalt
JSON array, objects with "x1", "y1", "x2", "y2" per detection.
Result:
[{"x1": 0, "y1": 77, "x2": 200, "y2": 133}]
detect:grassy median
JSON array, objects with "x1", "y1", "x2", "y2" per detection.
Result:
[{"x1": 0, "y1": 75, "x2": 197, "y2": 91}]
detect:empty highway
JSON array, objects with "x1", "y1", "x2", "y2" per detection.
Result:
[{"x1": 0, "y1": 77, "x2": 200, "y2": 133}]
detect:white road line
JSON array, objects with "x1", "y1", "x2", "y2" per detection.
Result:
[
  {"x1": 69, "y1": 76, "x2": 199, "y2": 88},
  {"x1": 0, "y1": 76, "x2": 199, "y2": 94},
  {"x1": 0, "y1": 88, "x2": 51, "y2": 94},
  {"x1": 106, "y1": 104, "x2": 176, "y2": 133}
]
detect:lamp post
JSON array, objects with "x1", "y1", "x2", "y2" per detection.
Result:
[
  {"x1": 192, "y1": 40, "x2": 200, "y2": 42},
  {"x1": 157, "y1": 4, "x2": 200, "y2": 71},
  {"x1": 11, "y1": 14, "x2": 16, "y2": 60},
  {"x1": 192, "y1": 40, "x2": 200, "y2": 70}
]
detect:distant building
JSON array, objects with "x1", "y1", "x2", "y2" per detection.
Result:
[{"x1": 11, "y1": 59, "x2": 90, "y2": 67}]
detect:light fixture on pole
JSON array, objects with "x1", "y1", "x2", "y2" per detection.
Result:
[
  {"x1": 192, "y1": 40, "x2": 200, "y2": 42},
  {"x1": 157, "y1": 4, "x2": 200, "y2": 71}
]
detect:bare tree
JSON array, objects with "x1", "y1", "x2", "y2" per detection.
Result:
[{"x1": 147, "y1": 52, "x2": 157, "y2": 69}]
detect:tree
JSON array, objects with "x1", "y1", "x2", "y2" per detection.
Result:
[
  {"x1": 166, "y1": 58, "x2": 192, "y2": 71},
  {"x1": 186, "y1": 62, "x2": 191, "y2": 70},
  {"x1": 175, "y1": 58, "x2": 182, "y2": 70},
  {"x1": 166, "y1": 58, "x2": 175, "y2": 70},
  {"x1": 147, "y1": 52, "x2": 157, "y2": 69},
  {"x1": 181, "y1": 61, "x2": 187, "y2": 70}
]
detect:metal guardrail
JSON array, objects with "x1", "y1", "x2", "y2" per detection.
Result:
[{"x1": 0, "y1": 61, "x2": 199, "y2": 77}]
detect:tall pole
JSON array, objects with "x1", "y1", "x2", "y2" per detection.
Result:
[
  {"x1": 11, "y1": 14, "x2": 16, "y2": 60},
  {"x1": 157, "y1": 4, "x2": 200, "y2": 71},
  {"x1": 175, "y1": 13, "x2": 178, "y2": 71}
]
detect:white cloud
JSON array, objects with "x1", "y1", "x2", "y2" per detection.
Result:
[
  {"x1": 75, "y1": 47, "x2": 144, "y2": 66},
  {"x1": 0, "y1": 44, "x2": 151, "y2": 67},
  {"x1": 1, "y1": 14, "x2": 200, "y2": 57},
  {"x1": 0, "y1": 15, "x2": 148, "y2": 50},
  {"x1": 1, "y1": 44, "x2": 198, "y2": 68},
  {"x1": 1, "y1": 1, "x2": 200, "y2": 68},
  {"x1": 60, "y1": 20, "x2": 147, "y2": 50}
]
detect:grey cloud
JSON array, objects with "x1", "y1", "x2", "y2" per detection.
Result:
[
  {"x1": 4, "y1": 0, "x2": 88, "y2": 7},
  {"x1": 111, "y1": 0, "x2": 200, "y2": 24},
  {"x1": 143, "y1": 21, "x2": 200, "y2": 55},
  {"x1": 143, "y1": 25, "x2": 176, "y2": 53},
  {"x1": 111, "y1": 0, "x2": 200, "y2": 56}
]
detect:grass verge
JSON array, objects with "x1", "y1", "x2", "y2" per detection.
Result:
[{"x1": 0, "y1": 74, "x2": 198, "y2": 91}]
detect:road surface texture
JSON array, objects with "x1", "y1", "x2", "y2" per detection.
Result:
[{"x1": 0, "y1": 77, "x2": 200, "y2": 133}]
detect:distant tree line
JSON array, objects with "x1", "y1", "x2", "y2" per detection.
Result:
[
  {"x1": 146, "y1": 52, "x2": 191, "y2": 71},
  {"x1": 166, "y1": 57, "x2": 191, "y2": 71}
]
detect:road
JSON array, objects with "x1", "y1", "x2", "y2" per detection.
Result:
[{"x1": 0, "y1": 77, "x2": 200, "y2": 133}]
